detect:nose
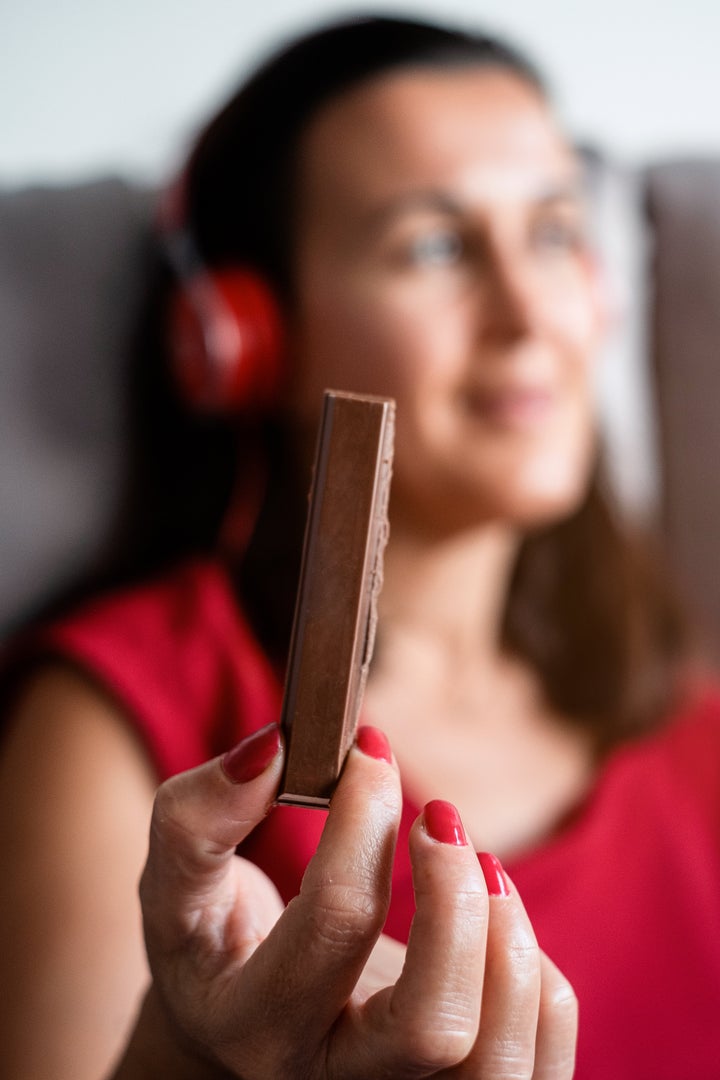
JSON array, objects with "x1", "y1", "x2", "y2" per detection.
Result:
[{"x1": 475, "y1": 245, "x2": 536, "y2": 346}]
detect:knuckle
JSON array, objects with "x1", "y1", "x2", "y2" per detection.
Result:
[
  {"x1": 390, "y1": 992, "x2": 480, "y2": 1072},
  {"x1": 151, "y1": 775, "x2": 182, "y2": 820},
  {"x1": 547, "y1": 978, "x2": 579, "y2": 1021},
  {"x1": 482, "y1": 1044, "x2": 535, "y2": 1079},
  {"x1": 505, "y1": 934, "x2": 542, "y2": 983},
  {"x1": 450, "y1": 884, "x2": 489, "y2": 921},
  {"x1": 539, "y1": 956, "x2": 579, "y2": 1033},
  {"x1": 149, "y1": 782, "x2": 189, "y2": 848},
  {"x1": 537, "y1": 1045, "x2": 578, "y2": 1080},
  {"x1": 304, "y1": 879, "x2": 386, "y2": 948},
  {"x1": 538, "y1": 977, "x2": 579, "y2": 1073},
  {"x1": 402, "y1": 1017, "x2": 477, "y2": 1072},
  {"x1": 150, "y1": 782, "x2": 227, "y2": 868}
]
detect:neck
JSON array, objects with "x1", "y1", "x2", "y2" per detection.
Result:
[{"x1": 377, "y1": 513, "x2": 520, "y2": 675}]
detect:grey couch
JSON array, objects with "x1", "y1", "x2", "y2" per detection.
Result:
[
  {"x1": 0, "y1": 179, "x2": 154, "y2": 635},
  {"x1": 1, "y1": 163, "x2": 720, "y2": 645}
]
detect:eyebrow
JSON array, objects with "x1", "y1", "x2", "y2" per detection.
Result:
[
  {"x1": 363, "y1": 179, "x2": 587, "y2": 232},
  {"x1": 362, "y1": 191, "x2": 464, "y2": 234}
]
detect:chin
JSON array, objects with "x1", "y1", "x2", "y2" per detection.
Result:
[
  {"x1": 497, "y1": 472, "x2": 593, "y2": 530},
  {"x1": 492, "y1": 432, "x2": 598, "y2": 527},
  {"x1": 512, "y1": 494, "x2": 587, "y2": 531}
]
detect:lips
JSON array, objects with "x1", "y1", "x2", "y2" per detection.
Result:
[{"x1": 461, "y1": 384, "x2": 557, "y2": 429}]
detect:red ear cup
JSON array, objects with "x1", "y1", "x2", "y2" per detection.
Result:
[{"x1": 168, "y1": 267, "x2": 285, "y2": 412}]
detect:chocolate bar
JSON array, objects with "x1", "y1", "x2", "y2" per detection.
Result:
[{"x1": 277, "y1": 389, "x2": 395, "y2": 807}]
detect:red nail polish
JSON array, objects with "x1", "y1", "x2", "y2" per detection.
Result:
[
  {"x1": 222, "y1": 723, "x2": 281, "y2": 784},
  {"x1": 356, "y1": 725, "x2": 393, "y2": 764},
  {"x1": 478, "y1": 852, "x2": 511, "y2": 896},
  {"x1": 423, "y1": 799, "x2": 467, "y2": 846}
]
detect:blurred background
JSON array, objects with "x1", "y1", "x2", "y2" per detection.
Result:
[
  {"x1": 3, "y1": 0, "x2": 720, "y2": 643},
  {"x1": 3, "y1": 0, "x2": 720, "y2": 186}
]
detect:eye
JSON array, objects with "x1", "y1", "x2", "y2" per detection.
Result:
[
  {"x1": 531, "y1": 216, "x2": 585, "y2": 252},
  {"x1": 406, "y1": 227, "x2": 464, "y2": 267}
]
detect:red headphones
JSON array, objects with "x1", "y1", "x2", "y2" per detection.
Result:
[{"x1": 160, "y1": 176, "x2": 286, "y2": 414}]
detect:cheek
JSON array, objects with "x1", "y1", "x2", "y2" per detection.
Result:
[
  {"x1": 546, "y1": 263, "x2": 605, "y2": 356},
  {"x1": 485, "y1": 410, "x2": 598, "y2": 529},
  {"x1": 532, "y1": 388, "x2": 598, "y2": 500},
  {"x1": 288, "y1": 279, "x2": 457, "y2": 419}
]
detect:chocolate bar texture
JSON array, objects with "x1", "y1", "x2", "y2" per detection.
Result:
[{"x1": 277, "y1": 390, "x2": 395, "y2": 807}]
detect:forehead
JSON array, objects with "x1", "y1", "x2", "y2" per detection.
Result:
[{"x1": 296, "y1": 67, "x2": 578, "y2": 213}]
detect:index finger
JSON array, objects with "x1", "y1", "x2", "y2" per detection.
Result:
[{"x1": 140, "y1": 722, "x2": 285, "y2": 940}]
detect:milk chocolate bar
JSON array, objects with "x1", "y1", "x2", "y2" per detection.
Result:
[{"x1": 277, "y1": 389, "x2": 395, "y2": 807}]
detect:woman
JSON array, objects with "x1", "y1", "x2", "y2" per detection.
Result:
[{"x1": 2, "y1": 14, "x2": 718, "y2": 1079}]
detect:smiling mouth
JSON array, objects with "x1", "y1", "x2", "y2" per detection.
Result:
[{"x1": 461, "y1": 386, "x2": 557, "y2": 429}]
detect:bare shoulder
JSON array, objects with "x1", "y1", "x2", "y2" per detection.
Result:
[
  {"x1": 0, "y1": 662, "x2": 159, "y2": 1080},
  {"x1": 1, "y1": 661, "x2": 158, "y2": 852}
]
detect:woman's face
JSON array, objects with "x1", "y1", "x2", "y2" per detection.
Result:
[{"x1": 288, "y1": 66, "x2": 603, "y2": 533}]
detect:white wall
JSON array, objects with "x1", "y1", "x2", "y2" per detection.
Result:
[{"x1": 2, "y1": 0, "x2": 720, "y2": 187}]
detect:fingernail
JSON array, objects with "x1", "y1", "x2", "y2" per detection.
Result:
[
  {"x1": 478, "y1": 852, "x2": 511, "y2": 896},
  {"x1": 356, "y1": 725, "x2": 393, "y2": 764},
  {"x1": 221, "y1": 723, "x2": 281, "y2": 784},
  {"x1": 423, "y1": 799, "x2": 467, "y2": 846}
]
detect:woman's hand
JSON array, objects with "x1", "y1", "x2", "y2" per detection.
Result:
[{"x1": 113, "y1": 723, "x2": 577, "y2": 1079}]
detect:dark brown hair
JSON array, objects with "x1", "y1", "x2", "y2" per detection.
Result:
[{"x1": 504, "y1": 473, "x2": 692, "y2": 749}]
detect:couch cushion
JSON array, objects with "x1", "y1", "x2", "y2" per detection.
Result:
[
  {"x1": 0, "y1": 179, "x2": 155, "y2": 634},
  {"x1": 646, "y1": 159, "x2": 720, "y2": 646}
]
